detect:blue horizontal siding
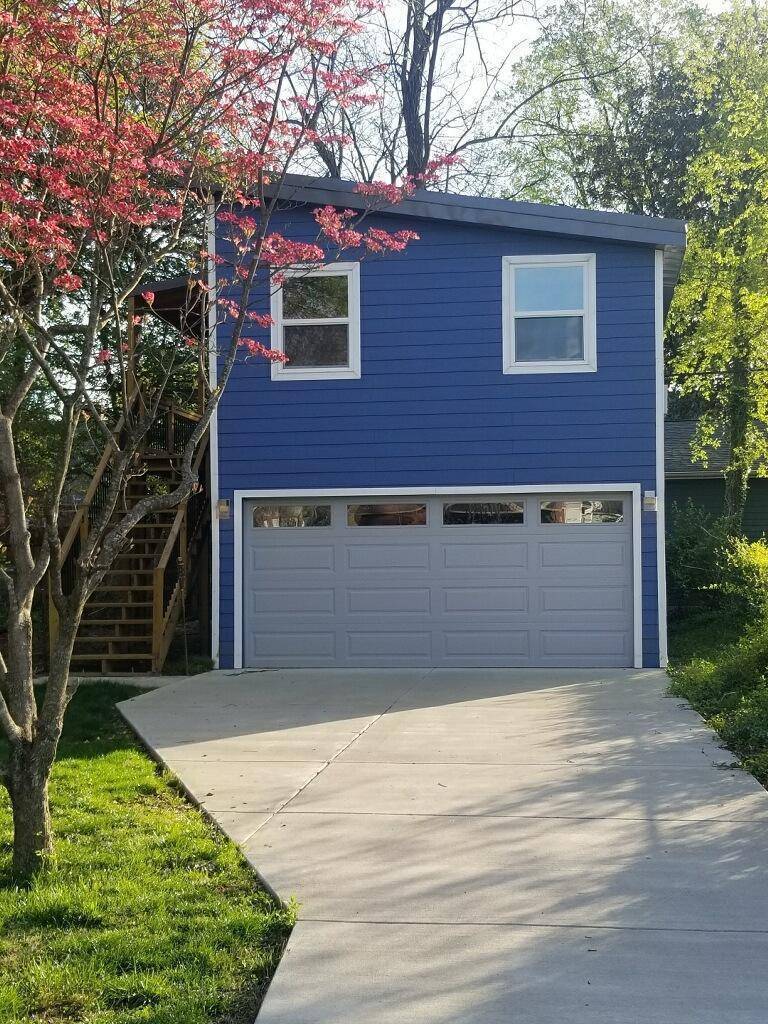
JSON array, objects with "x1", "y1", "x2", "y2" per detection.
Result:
[{"x1": 214, "y1": 205, "x2": 661, "y2": 668}]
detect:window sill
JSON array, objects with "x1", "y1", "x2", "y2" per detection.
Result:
[
  {"x1": 503, "y1": 359, "x2": 597, "y2": 375},
  {"x1": 270, "y1": 365, "x2": 361, "y2": 382}
]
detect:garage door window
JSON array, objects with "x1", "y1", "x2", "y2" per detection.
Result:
[
  {"x1": 270, "y1": 262, "x2": 361, "y2": 381},
  {"x1": 443, "y1": 501, "x2": 524, "y2": 525},
  {"x1": 252, "y1": 504, "x2": 331, "y2": 528},
  {"x1": 347, "y1": 503, "x2": 427, "y2": 526},
  {"x1": 540, "y1": 499, "x2": 624, "y2": 524}
]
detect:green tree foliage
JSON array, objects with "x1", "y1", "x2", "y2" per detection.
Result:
[
  {"x1": 504, "y1": 0, "x2": 713, "y2": 216},
  {"x1": 667, "y1": 0, "x2": 768, "y2": 528},
  {"x1": 509, "y1": 0, "x2": 768, "y2": 532}
]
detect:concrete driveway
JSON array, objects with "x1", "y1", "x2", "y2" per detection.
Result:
[{"x1": 120, "y1": 668, "x2": 768, "y2": 1023}]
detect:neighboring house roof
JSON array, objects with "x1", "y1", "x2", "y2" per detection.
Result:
[
  {"x1": 665, "y1": 420, "x2": 729, "y2": 479},
  {"x1": 265, "y1": 174, "x2": 687, "y2": 311}
]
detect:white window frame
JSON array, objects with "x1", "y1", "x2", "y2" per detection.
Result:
[
  {"x1": 502, "y1": 253, "x2": 597, "y2": 375},
  {"x1": 270, "y1": 261, "x2": 361, "y2": 381}
]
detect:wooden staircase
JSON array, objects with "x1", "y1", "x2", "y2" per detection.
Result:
[{"x1": 51, "y1": 403, "x2": 210, "y2": 674}]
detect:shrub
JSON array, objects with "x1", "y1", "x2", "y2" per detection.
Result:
[
  {"x1": 720, "y1": 536, "x2": 768, "y2": 617},
  {"x1": 666, "y1": 501, "x2": 768, "y2": 621},
  {"x1": 665, "y1": 501, "x2": 730, "y2": 613}
]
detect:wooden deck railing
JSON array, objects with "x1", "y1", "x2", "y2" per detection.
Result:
[
  {"x1": 50, "y1": 399, "x2": 209, "y2": 670},
  {"x1": 49, "y1": 397, "x2": 136, "y2": 651},
  {"x1": 145, "y1": 402, "x2": 200, "y2": 456},
  {"x1": 151, "y1": 432, "x2": 210, "y2": 671}
]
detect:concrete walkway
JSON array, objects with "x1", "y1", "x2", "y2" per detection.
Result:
[{"x1": 120, "y1": 668, "x2": 768, "y2": 1023}]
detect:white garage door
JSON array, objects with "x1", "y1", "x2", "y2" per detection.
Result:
[{"x1": 242, "y1": 492, "x2": 634, "y2": 668}]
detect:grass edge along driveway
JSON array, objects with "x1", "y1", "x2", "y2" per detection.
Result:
[
  {"x1": 669, "y1": 610, "x2": 768, "y2": 789},
  {"x1": 0, "y1": 683, "x2": 294, "y2": 1024}
]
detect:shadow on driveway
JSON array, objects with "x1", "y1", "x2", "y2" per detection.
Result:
[{"x1": 120, "y1": 668, "x2": 768, "y2": 1023}]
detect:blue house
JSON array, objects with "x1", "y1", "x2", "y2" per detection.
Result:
[{"x1": 209, "y1": 176, "x2": 686, "y2": 671}]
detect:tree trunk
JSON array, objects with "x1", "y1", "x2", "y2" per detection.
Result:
[
  {"x1": 723, "y1": 269, "x2": 753, "y2": 533},
  {"x1": 724, "y1": 460, "x2": 750, "y2": 530},
  {"x1": 3, "y1": 609, "x2": 78, "y2": 880},
  {"x1": 7, "y1": 743, "x2": 54, "y2": 878}
]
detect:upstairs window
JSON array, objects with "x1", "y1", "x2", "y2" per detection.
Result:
[
  {"x1": 502, "y1": 254, "x2": 596, "y2": 374},
  {"x1": 270, "y1": 262, "x2": 361, "y2": 380}
]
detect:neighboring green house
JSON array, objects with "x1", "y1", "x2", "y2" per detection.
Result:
[{"x1": 666, "y1": 420, "x2": 768, "y2": 539}]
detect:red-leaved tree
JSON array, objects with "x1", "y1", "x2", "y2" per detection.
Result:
[{"x1": 0, "y1": 0, "x2": 423, "y2": 878}]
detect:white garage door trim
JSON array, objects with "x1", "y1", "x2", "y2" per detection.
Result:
[{"x1": 232, "y1": 484, "x2": 643, "y2": 669}]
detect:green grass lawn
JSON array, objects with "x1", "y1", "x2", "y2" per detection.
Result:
[
  {"x1": 668, "y1": 610, "x2": 768, "y2": 788},
  {"x1": 0, "y1": 684, "x2": 293, "y2": 1024}
]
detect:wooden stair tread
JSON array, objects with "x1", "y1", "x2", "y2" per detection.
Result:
[
  {"x1": 71, "y1": 653, "x2": 153, "y2": 662},
  {"x1": 76, "y1": 642, "x2": 151, "y2": 647},
  {"x1": 75, "y1": 635, "x2": 150, "y2": 642},
  {"x1": 92, "y1": 585, "x2": 154, "y2": 591},
  {"x1": 87, "y1": 601, "x2": 153, "y2": 608},
  {"x1": 123, "y1": 527, "x2": 175, "y2": 531},
  {"x1": 108, "y1": 511, "x2": 177, "y2": 518},
  {"x1": 81, "y1": 614, "x2": 153, "y2": 622},
  {"x1": 103, "y1": 569, "x2": 155, "y2": 575}
]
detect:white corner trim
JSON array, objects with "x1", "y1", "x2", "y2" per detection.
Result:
[
  {"x1": 231, "y1": 483, "x2": 643, "y2": 671},
  {"x1": 502, "y1": 253, "x2": 597, "y2": 375},
  {"x1": 206, "y1": 201, "x2": 221, "y2": 668},
  {"x1": 631, "y1": 486, "x2": 643, "y2": 669},
  {"x1": 233, "y1": 487, "x2": 244, "y2": 669},
  {"x1": 655, "y1": 249, "x2": 669, "y2": 668},
  {"x1": 269, "y1": 261, "x2": 361, "y2": 381}
]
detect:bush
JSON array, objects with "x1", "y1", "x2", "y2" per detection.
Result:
[
  {"x1": 720, "y1": 536, "x2": 768, "y2": 617},
  {"x1": 666, "y1": 500, "x2": 768, "y2": 620},
  {"x1": 666, "y1": 501, "x2": 730, "y2": 612}
]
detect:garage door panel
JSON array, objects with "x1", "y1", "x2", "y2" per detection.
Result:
[
  {"x1": 347, "y1": 631, "x2": 432, "y2": 659},
  {"x1": 253, "y1": 545, "x2": 335, "y2": 571},
  {"x1": 539, "y1": 541, "x2": 627, "y2": 569},
  {"x1": 243, "y1": 492, "x2": 634, "y2": 668},
  {"x1": 443, "y1": 542, "x2": 527, "y2": 569},
  {"x1": 347, "y1": 544, "x2": 431, "y2": 570},
  {"x1": 250, "y1": 588, "x2": 336, "y2": 615},
  {"x1": 443, "y1": 630, "x2": 530, "y2": 658},
  {"x1": 443, "y1": 586, "x2": 529, "y2": 613},
  {"x1": 250, "y1": 631, "x2": 336, "y2": 660},
  {"x1": 347, "y1": 588, "x2": 432, "y2": 614},
  {"x1": 540, "y1": 629, "x2": 629, "y2": 658},
  {"x1": 540, "y1": 586, "x2": 627, "y2": 613}
]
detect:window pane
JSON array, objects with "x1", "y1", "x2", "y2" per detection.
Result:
[
  {"x1": 283, "y1": 275, "x2": 348, "y2": 319},
  {"x1": 515, "y1": 316, "x2": 584, "y2": 362},
  {"x1": 283, "y1": 323, "x2": 349, "y2": 367},
  {"x1": 443, "y1": 501, "x2": 524, "y2": 525},
  {"x1": 347, "y1": 503, "x2": 427, "y2": 526},
  {"x1": 252, "y1": 504, "x2": 331, "y2": 528},
  {"x1": 515, "y1": 265, "x2": 583, "y2": 312},
  {"x1": 540, "y1": 500, "x2": 624, "y2": 524}
]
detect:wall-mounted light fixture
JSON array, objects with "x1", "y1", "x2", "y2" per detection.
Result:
[{"x1": 642, "y1": 491, "x2": 658, "y2": 512}]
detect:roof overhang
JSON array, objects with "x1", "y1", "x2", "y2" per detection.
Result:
[
  {"x1": 130, "y1": 276, "x2": 204, "y2": 337},
  {"x1": 265, "y1": 174, "x2": 687, "y2": 312}
]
